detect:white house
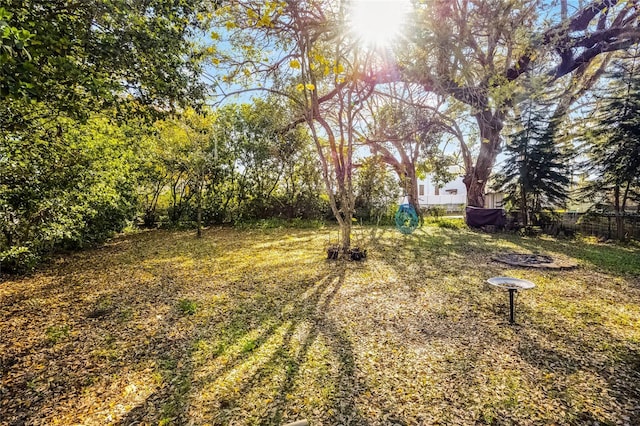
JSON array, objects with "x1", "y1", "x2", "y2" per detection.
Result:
[
  {"x1": 416, "y1": 172, "x2": 467, "y2": 210},
  {"x1": 416, "y1": 169, "x2": 504, "y2": 210}
]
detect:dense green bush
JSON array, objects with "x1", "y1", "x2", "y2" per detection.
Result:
[
  {"x1": 141, "y1": 104, "x2": 327, "y2": 228},
  {"x1": 0, "y1": 246, "x2": 38, "y2": 274},
  {"x1": 0, "y1": 115, "x2": 143, "y2": 271}
]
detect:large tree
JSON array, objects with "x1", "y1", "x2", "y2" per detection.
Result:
[
  {"x1": 361, "y1": 87, "x2": 457, "y2": 213},
  {"x1": 399, "y1": 0, "x2": 640, "y2": 207},
  {"x1": 583, "y1": 51, "x2": 640, "y2": 239},
  {"x1": 494, "y1": 100, "x2": 572, "y2": 227},
  {"x1": 209, "y1": 0, "x2": 378, "y2": 254}
]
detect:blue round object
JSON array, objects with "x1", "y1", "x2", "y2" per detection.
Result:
[{"x1": 395, "y1": 203, "x2": 419, "y2": 234}]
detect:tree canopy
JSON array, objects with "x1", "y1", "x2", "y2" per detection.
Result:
[
  {"x1": 399, "y1": 0, "x2": 640, "y2": 206},
  {"x1": 1, "y1": 0, "x2": 216, "y2": 128}
]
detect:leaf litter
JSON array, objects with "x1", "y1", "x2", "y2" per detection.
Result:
[{"x1": 0, "y1": 226, "x2": 639, "y2": 425}]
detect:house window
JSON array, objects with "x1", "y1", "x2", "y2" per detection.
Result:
[
  {"x1": 419, "y1": 184, "x2": 424, "y2": 196},
  {"x1": 434, "y1": 186, "x2": 440, "y2": 196},
  {"x1": 445, "y1": 189, "x2": 458, "y2": 195}
]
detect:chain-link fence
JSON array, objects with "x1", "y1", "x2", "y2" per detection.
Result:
[{"x1": 557, "y1": 212, "x2": 640, "y2": 240}]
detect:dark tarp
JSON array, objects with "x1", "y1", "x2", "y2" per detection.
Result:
[{"x1": 465, "y1": 206, "x2": 506, "y2": 228}]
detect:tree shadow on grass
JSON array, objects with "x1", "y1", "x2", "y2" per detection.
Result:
[
  {"x1": 486, "y1": 235, "x2": 640, "y2": 423},
  {"x1": 263, "y1": 265, "x2": 366, "y2": 426},
  {"x1": 0, "y1": 267, "x2": 190, "y2": 425},
  {"x1": 359, "y1": 226, "x2": 640, "y2": 424},
  {"x1": 204, "y1": 264, "x2": 367, "y2": 425},
  {"x1": 113, "y1": 262, "x2": 369, "y2": 426},
  {"x1": 0, "y1": 228, "x2": 338, "y2": 425},
  {"x1": 4, "y1": 227, "x2": 638, "y2": 425},
  {"x1": 516, "y1": 312, "x2": 640, "y2": 424}
]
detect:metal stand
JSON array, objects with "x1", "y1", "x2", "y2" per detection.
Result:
[
  {"x1": 508, "y1": 289, "x2": 516, "y2": 324},
  {"x1": 486, "y1": 277, "x2": 535, "y2": 326}
]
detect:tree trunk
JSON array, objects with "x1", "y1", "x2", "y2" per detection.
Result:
[
  {"x1": 520, "y1": 185, "x2": 529, "y2": 228},
  {"x1": 614, "y1": 183, "x2": 628, "y2": 241},
  {"x1": 615, "y1": 214, "x2": 625, "y2": 241},
  {"x1": 340, "y1": 210, "x2": 352, "y2": 254},
  {"x1": 404, "y1": 167, "x2": 421, "y2": 213},
  {"x1": 613, "y1": 184, "x2": 620, "y2": 239},
  {"x1": 463, "y1": 111, "x2": 504, "y2": 207},
  {"x1": 464, "y1": 176, "x2": 487, "y2": 208},
  {"x1": 196, "y1": 184, "x2": 203, "y2": 238},
  {"x1": 2, "y1": 229, "x2": 12, "y2": 248},
  {"x1": 308, "y1": 115, "x2": 353, "y2": 257}
]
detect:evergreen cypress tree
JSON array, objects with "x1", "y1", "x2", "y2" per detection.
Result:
[
  {"x1": 585, "y1": 53, "x2": 640, "y2": 239},
  {"x1": 494, "y1": 101, "x2": 571, "y2": 227}
]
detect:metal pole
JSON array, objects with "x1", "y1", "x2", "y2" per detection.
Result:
[{"x1": 509, "y1": 289, "x2": 516, "y2": 324}]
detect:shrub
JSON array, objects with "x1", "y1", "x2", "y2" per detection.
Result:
[
  {"x1": 423, "y1": 217, "x2": 466, "y2": 230},
  {"x1": 235, "y1": 218, "x2": 325, "y2": 230},
  {"x1": 0, "y1": 246, "x2": 38, "y2": 274},
  {"x1": 424, "y1": 206, "x2": 446, "y2": 218}
]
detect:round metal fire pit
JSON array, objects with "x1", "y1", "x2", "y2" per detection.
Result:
[{"x1": 487, "y1": 277, "x2": 535, "y2": 324}]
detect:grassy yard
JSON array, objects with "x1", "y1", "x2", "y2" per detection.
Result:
[{"x1": 1, "y1": 225, "x2": 639, "y2": 425}]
